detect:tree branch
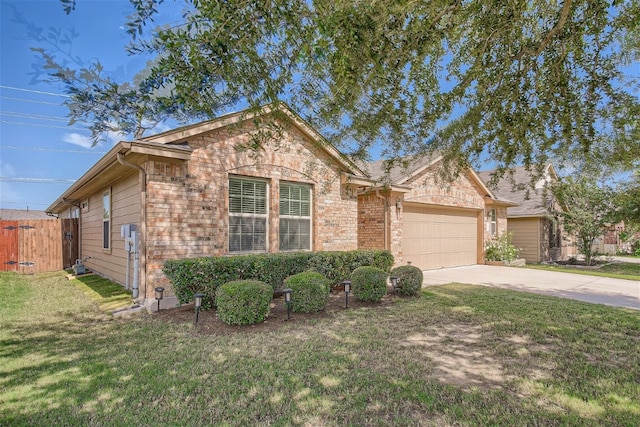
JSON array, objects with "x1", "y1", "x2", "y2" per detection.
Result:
[{"x1": 514, "y1": 0, "x2": 573, "y2": 60}]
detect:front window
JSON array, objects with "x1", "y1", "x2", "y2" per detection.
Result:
[
  {"x1": 279, "y1": 182, "x2": 312, "y2": 251},
  {"x1": 488, "y1": 208, "x2": 497, "y2": 238},
  {"x1": 229, "y1": 177, "x2": 268, "y2": 252},
  {"x1": 102, "y1": 189, "x2": 111, "y2": 250}
]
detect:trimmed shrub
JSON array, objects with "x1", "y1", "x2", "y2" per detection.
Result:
[
  {"x1": 390, "y1": 265, "x2": 423, "y2": 296},
  {"x1": 351, "y1": 266, "x2": 388, "y2": 302},
  {"x1": 307, "y1": 250, "x2": 394, "y2": 285},
  {"x1": 215, "y1": 280, "x2": 272, "y2": 325},
  {"x1": 284, "y1": 271, "x2": 331, "y2": 313},
  {"x1": 163, "y1": 252, "x2": 313, "y2": 307},
  {"x1": 163, "y1": 250, "x2": 394, "y2": 306}
]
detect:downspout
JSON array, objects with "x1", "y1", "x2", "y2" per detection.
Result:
[
  {"x1": 376, "y1": 190, "x2": 388, "y2": 250},
  {"x1": 117, "y1": 151, "x2": 147, "y2": 301}
]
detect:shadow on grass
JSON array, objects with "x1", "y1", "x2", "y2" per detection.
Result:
[
  {"x1": 73, "y1": 275, "x2": 132, "y2": 298},
  {"x1": 2, "y1": 286, "x2": 640, "y2": 426}
]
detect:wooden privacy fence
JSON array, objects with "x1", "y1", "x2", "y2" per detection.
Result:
[{"x1": 0, "y1": 219, "x2": 78, "y2": 274}]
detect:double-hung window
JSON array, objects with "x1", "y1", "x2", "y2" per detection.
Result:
[
  {"x1": 488, "y1": 208, "x2": 497, "y2": 238},
  {"x1": 279, "y1": 182, "x2": 312, "y2": 251},
  {"x1": 229, "y1": 177, "x2": 267, "y2": 253}
]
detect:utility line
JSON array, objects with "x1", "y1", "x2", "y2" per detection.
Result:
[
  {"x1": 0, "y1": 177, "x2": 77, "y2": 183},
  {"x1": 0, "y1": 85, "x2": 70, "y2": 97},
  {"x1": 1, "y1": 145, "x2": 106, "y2": 154},
  {"x1": 0, "y1": 120, "x2": 88, "y2": 131},
  {"x1": 1, "y1": 200, "x2": 49, "y2": 206},
  {"x1": 1, "y1": 111, "x2": 69, "y2": 122},
  {"x1": 1, "y1": 96, "x2": 62, "y2": 106}
]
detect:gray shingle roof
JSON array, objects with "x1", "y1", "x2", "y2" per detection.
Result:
[
  {"x1": 364, "y1": 155, "x2": 439, "y2": 184},
  {"x1": 0, "y1": 209, "x2": 56, "y2": 220},
  {"x1": 478, "y1": 166, "x2": 554, "y2": 217}
]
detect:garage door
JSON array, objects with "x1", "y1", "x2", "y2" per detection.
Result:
[{"x1": 402, "y1": 204, "x2": 478, "y2": 270}]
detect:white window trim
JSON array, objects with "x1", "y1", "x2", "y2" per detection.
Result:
[
  {"x1": 488, "y1": 208, "x2": 497, "y2": 238},
  {"x1": 279, "y1": 181, "x2": 313, "y2": 252},
  {"x1": 228, "y1": 176, "x2": 269, "y2": 253}
]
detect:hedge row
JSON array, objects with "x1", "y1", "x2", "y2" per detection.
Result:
[{"x1": 163, "y1": 250, "x2": 394, "y2": 307}]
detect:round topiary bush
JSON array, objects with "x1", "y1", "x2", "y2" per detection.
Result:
[
  {"x1": 390, "y1": 265, "x2": 423, "y2": 296},
  {"x1": 215, "y1": 280, "x2": 272, "y2": 325},
  {"x1": 351, "y1": 266, "x2": 388, "y2": 302},
  {"x1": 284, "y1": 271, "x2": 331, "y2": 313}
]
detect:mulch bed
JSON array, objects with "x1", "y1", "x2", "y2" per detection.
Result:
[{"x1": 154, "y1": 289, "x2": 399, "y2": 335}]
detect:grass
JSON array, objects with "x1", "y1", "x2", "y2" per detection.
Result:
[
  {"x1": 525, "y1": 261, "x2": 640, "y2": 281},
  {"x1": 68, "y1": 273, "x2": 134, "y2": 312},
  {"x1": 2, "y1": 272, "x2": 640, "y2": 426}
]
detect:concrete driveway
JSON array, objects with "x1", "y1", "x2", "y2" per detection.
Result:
[{"x1": 422, "y1": 265, "x2": 640, "y2": 310}]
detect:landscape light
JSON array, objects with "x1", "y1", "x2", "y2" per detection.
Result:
[
  {"x1": 194, "y1": 292, "x2": 204, "y2": 327},
  {"x1": 154, "y1": 287, "x2": 165, "y2": 312},
  {"x1": 390, "y1": 276, "x2": 399, "y2": 297},
  {"x1": 283, "y1": 288, "x2": 292, "y2": 320},
  {"x1": 343, "y1": 280, "x2": 351, "y2": 308}
]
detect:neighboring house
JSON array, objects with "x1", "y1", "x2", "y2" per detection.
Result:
[
  {"x1": 592, "y1": 222, "x2": 626, "y2": 255},
  {"x1": 478, "y1": 164, "x2": 575, "y2": 263},
  {"x1": 46, "y1": 103, "x2": 512, "y2": 310},
  {"x1": 0, "y1": 208, "x2": 53, "y2": 220}
]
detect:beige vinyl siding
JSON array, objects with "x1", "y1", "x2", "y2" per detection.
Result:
[
  {"x1": 82, "y1": 172, "x2": 140, "y2": 285},
  {"x1": 507, "y1": 217, "x2": 541, "y2": 263},
  {"x1": 402, "y1": 204, "x2": 478, "y2": 270}
]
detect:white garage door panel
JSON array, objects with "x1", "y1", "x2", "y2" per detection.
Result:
[{"x1": 403, "y1": 205, "x2": 478, "y2": 270}]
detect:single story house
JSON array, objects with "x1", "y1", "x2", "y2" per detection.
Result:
[
  {"x1": 478, "y1": 164, "x2": 576, "y2": 263},
  {"x1": 47, "y1": 103, "x2": 513, "y2": 310}
]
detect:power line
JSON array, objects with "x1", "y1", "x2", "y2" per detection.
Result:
[
  {"x1": 1, "y1": 145, "x2": 107, "y2": 154},
  {"x1": 1, "y1": 96, "x2": 63, "y2": 106},
  {"x1": 0, "y1": 177, "x2": 77, "y2": 183},
  {"x1": 0, "y1": 119, "x2": 89, "y2": 131},
  {"x1": 1, "y1": 111, "x2": 69, "y2": 122},
  {"x1": 1, "y1": 200, "x2": 49, "y2": 206},
  {"x1": 0, "y1": 85, "x2": 70, "y2": 98}
]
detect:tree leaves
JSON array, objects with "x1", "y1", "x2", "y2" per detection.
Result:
[{"x1": 48, "y1": 0, "x2": 639, "y2": 174}]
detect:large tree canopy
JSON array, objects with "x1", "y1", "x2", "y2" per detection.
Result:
[{"x1": 46, "y1": 0, "x2": 639, "y2": 174}]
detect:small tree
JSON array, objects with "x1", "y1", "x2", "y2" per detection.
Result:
[
  {"x1": 550, "y1": 177, "x2": 617, "y2": 265},
  {"x1": 616, "y1": 171, "x2": 640, "y2": 229}
]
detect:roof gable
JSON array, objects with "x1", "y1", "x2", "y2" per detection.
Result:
[
  {"x1": 478, "y1": 164, "x2": 557, "y2": 217},
  {"x1": 142, "y1": 102, "x2": 366, "y2": 177},
  {"x1": 364, "y1": 155, "x2": 516, "y2": 206}
]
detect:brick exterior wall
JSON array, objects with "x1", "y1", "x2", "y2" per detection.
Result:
[
  {"x1": 145, "y1": 120, "x2": 358, "y2": 296},
  {"x1": 403, "y1": 167, "x2": 486, "y2": 209},
  {"x1": 357, "y1": 162, "x2": 498, "y2": 267},
  {"x1": 357, "y1": 193, "x2": 386, "y2": 250}
]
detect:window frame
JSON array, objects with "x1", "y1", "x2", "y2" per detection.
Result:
[
  {"x1": 102, "y1": 189, "x2": 111, "y2": 251},
  {"x1": 228, "y1": 176, "x2": 269, "y2": 254},
  {"x1": 488, "y1": 208, "x2": 497, "y2": 238},
  {"x1": 279, "y1": 181, "x2": 313, "y2": 252}
]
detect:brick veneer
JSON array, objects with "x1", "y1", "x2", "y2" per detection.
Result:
[
  {"x1": 357, "y1": 163, "x2": 498, "y2": 267},
  {"x1": 144, "y1": 120, "x2": 358, "y2": 297}
]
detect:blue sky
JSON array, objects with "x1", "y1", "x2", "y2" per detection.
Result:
[{"x1": 0, "y1": 0, "x2": 182, "y2": 210}]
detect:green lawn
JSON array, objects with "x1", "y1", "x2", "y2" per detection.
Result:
[
  {"x1": 526, "y1": 261, "x2": 640, "y2": 281},
  {"x1": 1, "y1": 272, "x2": 639, "y2": 426}
]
